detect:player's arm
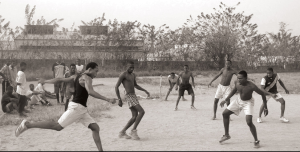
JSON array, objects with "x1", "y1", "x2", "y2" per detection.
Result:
[
  {"x1": 42, "y1": 77, "x2": 74, "y2": 84},
  {"x1": 84, "y1": 75, "x2": 115, "y2": 103},
  {"x1": 220, "y1": 81, "x2": 237, "y2": 107},
  {"x1": 176, "y1": 72, "x2": 182, "y2": 86},
  {"x1": 191, "y1": 72, "x2": 195, "y2": 88},
  {"x1": 278, "y1": 79, "x2": 289, "y2": 94},
  {"x1": 133, "y1": 74, "x2": 150, "y2": 96},
  {"x1": 115, "y1": 73, "x2": 125, "y2": 105},
  {"x1": 253, "y1": 83, "x2": 268, "y2": 116},
  {"x1": 208, "y1": 68, "x2": 223, "y2": 86}
]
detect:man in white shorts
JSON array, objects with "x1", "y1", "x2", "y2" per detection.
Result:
[
  {"x1": 257, "y1": 68, "x2": 290, "y2": 123},
  {"x1": 208, "y1": 60, "x2": 236, "y2": 120},
  {"x1": 164, "y1": 72, "x2": 186, "y2": 101},
  {"x1": 15, "y1": 62, "x2": 117, "y2": 151},
  {"x1": 219, "y1": 70, "x2": 276, "y2": 148}
]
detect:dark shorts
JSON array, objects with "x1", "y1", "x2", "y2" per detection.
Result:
[
  {"x1": 54, "y1": 82, "x2": 64, "y2": 94},
  {"x1": 179, "y1": 84, "x2": 194, "y2": 96}
]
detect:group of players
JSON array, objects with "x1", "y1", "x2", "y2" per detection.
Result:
[{"x1": 14, "y1": 59, "x2": 290, "y2": 151}]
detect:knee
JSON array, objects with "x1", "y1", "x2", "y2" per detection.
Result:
[
  {"x1": 191, "y1": 93, "x2": 195, "y2": 97},
  {"x1": 89, "y1": 123, "x2": 100, "y2": 132},
  {"x1": 246, "y1": 120, "x2": 253, "y2": 126},
  {"x1": 140, "y1": 109, "x2": 145, "y2": 115},
  {"x1": 281, "y1": 100, "x2": 285, "y2": 105},
  {"x1": 214, "y1": 99, "x2": 219, "y2": 104},
  {"x1": 222, "y1": 111, "x2": 229, "y2": 117}
]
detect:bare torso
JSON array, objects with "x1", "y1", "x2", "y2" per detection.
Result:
[
  {"x1": 121, "y1": 72, "x2": 136, "y2": 94},
  {"x1": 235, "y1": 81, "x2": 255, "y2": 101},
  {"x1": 179, "y1": 71, "x2": 193, "y2": 85},
  {"x1": 220, "y1": 68, "x2": 236, "y2": 86}
]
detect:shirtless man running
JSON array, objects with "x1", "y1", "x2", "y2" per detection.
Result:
[
  {"x1": 115, "y1": 61, "x2": 150, "y2": 140},
  {"x1": 219, "y1": 70, "x2": 276, "y2": 148},
  {"x1": 208, "y1": 60, "x2": 236, "y2": 120},
  {"x1": 174, "y1": 65, "x2": 196, "y2": 111},
  {"x1": 15, "y1": 62, "x2": 117, "y2": 151}
]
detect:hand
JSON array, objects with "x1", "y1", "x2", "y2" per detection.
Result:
[
  {"x1": 145, "y1": 91, "x2": 150, "y2": 98},
  {"x1": 108, "y1": 98, "x2": 117, "y2": 104},
  {"x1": 285, "y1": 89, "x2": 289, "y2": 94},
  {"x1": 118, "y1": 99, "x2": 123, "y2": 107},
  {"x1": 271, "y1": 94, "x2": 277, "y2": 99},
  {"x1": 263, "y1": 108, "x2": 268, "y2": 117},
  {"x1": 208, "y1": 82, "x2": 212, "y2": 88},
  {"x1": 220, "y1": 100, "x2": 227, "y2": 108}
]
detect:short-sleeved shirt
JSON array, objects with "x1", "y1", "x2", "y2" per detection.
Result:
[
  {"x1": 168, "y1": 74, "x2": 179, "y2": 83},
  {"x1": 1, "y1": 92, "x2": 17, "y2": 112},
  {"x1": 16, "y1": 71, "x2": 27, "y2": 95},
  {"x1": 261, "y1": 74, "x2": 280, "y2": 85},
  {"x1": 52, "y1": 62, "x2": 66, "y2": 78},
  {"x1": 35, "y1": 83, "x2": 45, "y2": 92}
]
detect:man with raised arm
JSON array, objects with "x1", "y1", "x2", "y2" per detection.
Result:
[
  {"x1": 174, "y1": 65, "x2": 196, "y2": 111},
  {"x1": 115, "y1": 61, "x2": 150, "y2": 140},
  {"x1": 15, "y1": 62, "x2": 117, "y2": 151},
  {"x1": 219, "y1": 70, "x2": 276, "y2": 148}
]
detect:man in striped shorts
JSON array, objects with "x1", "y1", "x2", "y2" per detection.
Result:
[{"x1": 115, "y1": 61, "x2": 150, "y2": 140}]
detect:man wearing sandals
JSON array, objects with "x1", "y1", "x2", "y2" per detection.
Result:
[{"x1": 174, "y1": 65, "x2": 196, "y2": 111}]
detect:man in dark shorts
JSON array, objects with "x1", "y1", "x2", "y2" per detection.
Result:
[
  {"x1": 1, "y1": 86, "x2": 19, "y2": 113},
  {"x1": 219, "y1": 70, "x2": 276, "y2": 148},
  {"x1": 174, "y1": 65, "x2": 196, "y2": 111},
  {"x1": 63, "y1": 63, "x2": 77, "y2": 111},
  {"x1": 52, "y1": 55, "x2": 66, "y2": 104},
  {"x1": 15, "y1": 62, "x2": 117, "y2": 151},
  {"x1": 115, "y1": 61, "x2": 150, "y2": 140}
]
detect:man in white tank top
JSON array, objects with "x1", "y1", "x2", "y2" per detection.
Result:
[{"x1": 76, "y1": 59, "x2": 85, "y2": 74}]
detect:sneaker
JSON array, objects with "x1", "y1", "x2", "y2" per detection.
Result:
[
  {"x1": 257, "y1": 117, "x2": 262, "y2": 123},
  {"x1": 15, "y1": 119, "x2": 28, "y2": 137},
  {"x1": 130, "y1": 130, "x2": 140, "y2": 140},
  {"x1": 254, "y1": 140, "x2": 260, "y2": 148},
  {"x1": 119, "y1": 132, "x2": 131, "y2": 139},
  {"x1": 279, "y1": 117, "x2": 289, "y2": 123},
  {"x1": 219, "y1": 135, "x2": 231, "y2": 143}
]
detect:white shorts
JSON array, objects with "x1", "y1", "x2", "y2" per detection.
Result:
[
  {"x1": 266, "y1": 93, "x2": 283, "y2": 101},
  {"x1": 58, "y1": 102, "x2": 96, "y2": 128},
  {"x1": 215, "y1": 84, "x2": 231, "y2": 99},
  {"x1": 227, "y1": 96, "x2": 254, "y2": 116},
  {"x1": 28, "y1": 95, "x2": 41, "y2": 105}
]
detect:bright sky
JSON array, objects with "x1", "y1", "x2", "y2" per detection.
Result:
[{"x1": 0, "y1": 0, "x2": 300, "y2": 35}]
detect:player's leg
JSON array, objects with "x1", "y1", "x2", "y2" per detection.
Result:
[
  {"x1": 18, "y1": 95, "x2": 29, "y2": 117},
  {"x1": 119, "y1": 108, "x2": 137, "y2": 139},
  {"x1": 257, "y1": 96, "x2": 270, "y2": 123},
  {"x1": 55, "y1": 82, "x2": 60, "y2": 103},
  {"x1": 277, "y1": 97, "x2": 289, "y2": 122},
  {"x1": 5, "y1": 102, "x2": 14, "y2": 113},
  {"x1": 222, "y1": 109, "x2": 234, "y2": 136},
  {"x1": 60, "y1": 82, "x2": 64, "y2": 104},
  {"x1": 130, "y1": 104, "x2": 145, "y2": 140},
  {"x1": 246, "y1": 115, "x2": 258, "y2": 141},
  {"x1": 175, "y1": 85, "x2": 183, "y2": 110},
  {"x1": 88, "y1": 123, "x2": 103, "y2": 151},
  {"x1": 212, "y1": 98, "x2": 219, "y2": 119},
  {"x1": 165, "y1": 84, "x2": 174, "y2": 101},
  {"x1": 187, "y1": 85, "x2": 196, "y2": 109}
]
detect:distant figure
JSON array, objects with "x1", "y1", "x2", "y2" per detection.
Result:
[
  {"x1": 0, "y1": 63, "x2": 10, "y2": 95},
  {"x1": 1, "y1": 86, "x2": 18, "y2": 113},
  {"x1": 76, "y1": 59, "x2": 85, "y2": 74},
  {"x1": 63, "y1": 63, "x2": 77, "y2": 111},
  {"x1": 219, "y1": 70, "x2": 276, "y2": 148},
  {"x1": 164, "y1": 72, "x2": 186, "y2": 101},
  {"x1": 257, "y1": 68, "x2": 290, "y2": 123},
  {"x1": 52, "y1": 55, "x2": 66, "y2": 104},
  {"x1": 16, "y1": 62, "x2": 30, "y2": 117},
  {"x1": 9, "y1": 61, "x2": 18, "y2": 91},
  {"x1": 26, "y1": 84, "x2": 46, "y2": 109},
  {"x1": 174, "y1": 65, "x2": 196, "y2": 111}
]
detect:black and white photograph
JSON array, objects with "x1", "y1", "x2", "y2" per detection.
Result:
[{"x1": 0, "y1": 0, "x2": 299, "y2": 151}]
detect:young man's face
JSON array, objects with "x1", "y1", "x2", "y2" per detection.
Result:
[
  {"x1": 21, "y1": 65, "x2": 27, "y2": 71},
  {"x1": 184, "y1": 66, "x2": 189, "y2": 72},
  {"x1": 29, "y1": 85, "x2": 34, "y2": 91},
  {"x1": 225, "y1": 61, "x2": 232, "y2": 68},
  {"x1": 237, "y1": 74, "x2": 247, "y2": 85},
  {"x1": 76, "y1": 59, "x2": 81, "y2": 65},
  {"x1": 70, "y1": 66, "x2": 76, "y2": 73},
  {"x1": 267, "y1": 70, "x2": 273, "y2": 77},
  {"x1": 171, "y1": 74, "x2": 175, "y2": 79},
  {"x1": 127, "y1": 64, "x2": 134, "y2": 73},
  {"x1": 90, "y1": 66, "x2": 99, "y2": 78},
  {"x1": 10, "y1": 62, "x2": 15, "y2": 67}
]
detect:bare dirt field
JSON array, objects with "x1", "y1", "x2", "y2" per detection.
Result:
[{"x1": 0, "y1": 75, "x2": 300, "y2": 151}]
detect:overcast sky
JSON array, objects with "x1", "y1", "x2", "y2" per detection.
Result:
[{"x1": 0, "y1": 0, "x2": 300, "y2": 35}]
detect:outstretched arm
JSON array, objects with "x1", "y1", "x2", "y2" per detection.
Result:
[
  {"x1": 84, "y1": 76, "x2": 115, "y2": 103},
  {"x1": 260, "y1": 85, "x2": 277, "y2": 97},
  {"x1": 278, "y1": 79, "x2": 289, "y2": 94},
  {"x1": 220, "y1": 82, "x2": 238, "y2": 108},
  {"x1": 43, "y1": 77, "x2": 74, "y2": 84},
  {"x1": 208, "y1": 69, "x2": 223, "y2": 86},
  {"x1": 133, "y1": 74, "x2": 149, "y2": 96}
]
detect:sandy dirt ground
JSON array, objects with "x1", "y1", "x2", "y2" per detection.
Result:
[{"x1": 0, "y1": 77, "x2": 300, "y2": 151}]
